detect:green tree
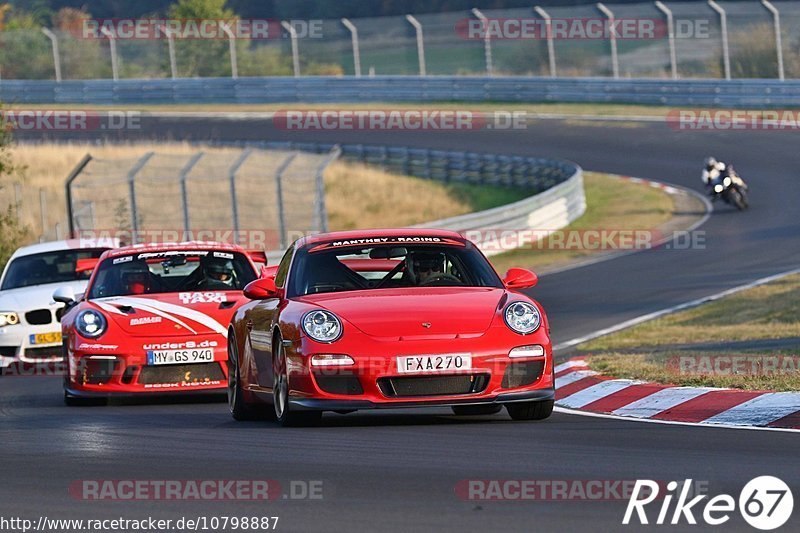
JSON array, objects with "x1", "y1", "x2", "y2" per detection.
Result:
[
  {"x1": 0, "y1": 115, "x2": 29, "y2": 270},
  {"x1": 168, "y1": 0, "x2": 234, "y2": 77}
]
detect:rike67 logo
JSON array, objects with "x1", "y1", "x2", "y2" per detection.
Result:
[{"x1": 624, "y1": 476, "x2": 793, "y2": 530}]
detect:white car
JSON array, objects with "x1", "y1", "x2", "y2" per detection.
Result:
[{"x1": 0, "y1": 239, "x2": 116, "y2": 367}]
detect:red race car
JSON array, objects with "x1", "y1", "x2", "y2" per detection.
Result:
[
  {"x1": 228, "y1": 229, "x2": 554, "y2": 426},
  {"x1": 57, "y1": 242, "x2": 260, "y2": 404}
]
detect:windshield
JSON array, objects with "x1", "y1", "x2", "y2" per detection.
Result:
[
  {"x1": 1, "y1": 248, "x2": 108, "y2": 291},
  {"x1": 88, "y1": 250, "x2": 257, "y2": 299},
  {"x1": 288, "y1": 241, "x2": 502, "y2": 297}
]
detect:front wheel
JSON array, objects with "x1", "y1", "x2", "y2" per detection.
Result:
[
  {"x1": 506, "y1": 400, "x2": 554, "y2": 421},
  {"x1": 273, "y1": 334, "x2": 321, "y2": 427},
  {"x1": 228, "y1": 333, "x2": 272, "y2": 421}
]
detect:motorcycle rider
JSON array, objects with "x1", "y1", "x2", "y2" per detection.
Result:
[{"x1": 702, "y1": 156, "x2": 748, "y2": 196}]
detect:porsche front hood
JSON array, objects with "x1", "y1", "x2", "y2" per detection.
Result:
[
  {"x1": 299, "y1": 287, "x2": 506, "y2": 338},
  {"x1": 91, "y1": 293, "x2": 241, "y2": 337}
]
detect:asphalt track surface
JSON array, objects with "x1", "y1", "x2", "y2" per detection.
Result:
[{"x1": 4, "y1": 117, "x2": 799, "y2": 532}]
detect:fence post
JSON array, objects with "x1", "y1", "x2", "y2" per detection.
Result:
[
  {"x1": 471, "y1": 8, "x2": 493, "y2": 76},
  {"x1": 39, "y1": 189, "x2": 47, "y2": 238},
  {"x1": 596, "y1": 3, "x2": 619, "y2": 78},
  {"x1": 708, "y1": 0, "x2": 730, "y2": 80},
  {"x1": 761, "y1": 0, "x2": 784, "y2": 81},
  {"x1": 274, "y1": 152, "x2": 298, "y2": 249},
  {"x1": 160, "y1": 25, "x2": 178, "y2": 79},
  {"x1": 281, "y1": 21, "x2": 301, "y2": 77},
  {"x1": 100, "y1": 27, "x2": 119, "y2": 80},
  {"x1": 228, "y1": 149, "x2": 252, "y2": 244},
  {"x1": 178, "y1": 151, "x2": 204, "y2": 233},
  {"x1": 64, "y1": 154, "x2": 93, "y2": 236},
  {"x1": 13, "y1": 182, "x2": 21, "y2": 217},
  {"x1": 405, "y1": 15, "x2": 427, "y2": 76},
  {"x1": 220, "y1": 23, "x2": 238, "y2": 79},
  {"x1": 315, "y1": 145, "x2": 341, "y2": 234},
  {"x1": 341, "y1": 18, "x2": 362, "y2": 77},
  {"x1": 127, "y1": 152, "x2": 155, "y2": 241},
  {"x1": 534, "y1": 6, "x2": 557, "y2": 77},
  {"x1": 654, "y1": 1, "x2": 678, "y2": 79},
  {"x1": 41, "y1": 28, "x2": 62, "y2": 82}
]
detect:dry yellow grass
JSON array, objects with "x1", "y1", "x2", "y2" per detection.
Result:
[
  {"x1": 324, "y1": 161, "x2": 515, "y2": 230},
  {"x1": 5, "y1": 143, "x2": 526, "y2": 241}
]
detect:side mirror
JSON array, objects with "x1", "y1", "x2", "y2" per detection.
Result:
[
  {"x1": 503, "y1": 268, "x2": 538, "y2": 290},
  {"x1": 260, "y1": 265, "x2": 279, "y2": 279},
  {"x1": 243, "y1": 278, "x2": 280, "y2": 300},
  {"x1": 52, "y1": 286, "x2": 76, "y2": 305}
]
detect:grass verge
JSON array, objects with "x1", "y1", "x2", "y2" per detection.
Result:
[
  {"x1": 579, "y1": 273, "x2": 800, "y2": 391},
  {"x1": 489, "y1": 172, "x2": 675, "y2": 274},
  {"x1": 7, "y1": 143, "x2": 531, "y2": 235}
]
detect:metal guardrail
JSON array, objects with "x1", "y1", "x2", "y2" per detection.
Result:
[
  {"x1": 253, "y1": 140, "x2": 583, "y2": 262},
  {"x1": 249, "y1": 140, "x2": 576, "y2": 191},
  {"x1": 2, "y1": 77, "x2": 800, "y2": 107},
  {"x1": 417, "y1": 169, "x2": 586, "y2": 257}
]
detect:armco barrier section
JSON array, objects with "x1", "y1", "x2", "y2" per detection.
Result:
[
  {"x1": 417, "y1": 170, "x2": 586, "y2": 257},
  {"x1": 2, "y1": 77, "x2": 800, "y2": 107},
  {"x1": 255, "y1": 140, "x2": 584, "y2": 261}
]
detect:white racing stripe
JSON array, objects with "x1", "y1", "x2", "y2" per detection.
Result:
[
  {"x1": 555, "y1": 369, "x2": 598, "y2": 389},
  {"x1": 702, "y1": 393, "x2": 800, "y2": 427},
  {"x1": 612, "y1": 387, "x2": 716, "y2": 419},
  {"x1": 558, "y1": 379, "x2": 639, "y2": 409},
  {"x1": 95, "y1": 298, "x2": 198, "y2": 334},
  {"x1": 554, "y1": 360, "x2": 587, "y2": 373},
  {"x1": 96, "y1": 296, "x2": 228, "y2": 337},
  {"x1": 554, "y1": 406, "x2": 800, "y2": 433}
]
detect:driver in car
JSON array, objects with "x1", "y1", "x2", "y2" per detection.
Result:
[
  {"x1": 411, "y1": 252, "x2": 447, "y2": 285},
  {"x1": 201, "y1": 257, "x2": 237, "y2": 290}
]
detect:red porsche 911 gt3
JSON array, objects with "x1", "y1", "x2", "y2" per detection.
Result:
[
  {"x1": 228, "y1": 229, "x2": 554, "y2": 426},
  {"x1": 57, "y1": 242, "x2": 260, "y2": 404}
]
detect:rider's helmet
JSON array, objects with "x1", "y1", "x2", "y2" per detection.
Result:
[
  {"x1": 705, "y1": 156, "x2": 718, "y2": 171},
  {"x1": 409, "y1": 251, "x2": 445, "y2": 284},
  {"x1": 120, "y1": 263, "x2": 151, "y2": 295},
  {"x1": 202, "y1": 257, "x2": 236, "y2": 289}
]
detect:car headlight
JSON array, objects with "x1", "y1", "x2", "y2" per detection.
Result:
[
  {"x1": 504, "y1": 302, "x2": 541, "y2": 335},
  {"x1": 723, "y1": 176, "x2": 732, "y2": 187},
  {"x1": 76, "y1": 309, "x2": 107, "y2": 338},
  {"x1": 302, "y1": 310, "x2": 343, "y2": 343},
  {"x1": 0, "y1": 312, "x2": 20, "y2": 326},
  {"x1": 714, "y1": 184, "x2": 724, "y2": 193}
]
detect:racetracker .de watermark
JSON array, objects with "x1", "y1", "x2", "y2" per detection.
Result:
[
  {"x1": 667, "y1": 355, "x2": 800, "y2": 376},
  {"x1": 1, "y1": 110, "x2": 140, "y2": 132},
  {"x1": 69, "y1": 479, "x2": 323, "y2": 501},
  {"x1": 76, "y1": 19, "x2": 322, "y2": 40},
  {"x1": 273, "y1": 110, "x2": 529, "y2": 131},
  {"x1": 455, "y1": 17, "x2": 710, "y2": 40},
  {"x1": 73, "y1": 229, "x2": 287, "y2": 250},
  {"x1": 667, "y1": 109, "x2": 800, "y2": 131},
  {"x1": 464, "y1": 229, "x2": 706, "y2": 253},
  {"x1": 456, "y1": 479, "x2": 708, "y2": 501}
]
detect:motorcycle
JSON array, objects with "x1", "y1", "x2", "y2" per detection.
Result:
[{"x1": 709, "y1": 174, "x2": 748, "y2": 211}]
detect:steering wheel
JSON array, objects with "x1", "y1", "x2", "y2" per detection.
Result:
[{"x1": 419, "y1": 273, "x2": 463, "y2": 286}]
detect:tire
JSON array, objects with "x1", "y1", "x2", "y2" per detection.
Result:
[
  {"x1": 273, "y1": 333, "x2": 321, "y2": 427},
  {"x1": 451, "y1": 404, "x2": 503, "y2": 416},
  {"x1": 731, "y1": 190, "x2": 747, "y2": 211},
  {"x1": 228, "y1": 332, "x2": 272, "y2": 421},
  {"x1": 506, "y1": 400, "x2": 554, "y2": 421}
]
